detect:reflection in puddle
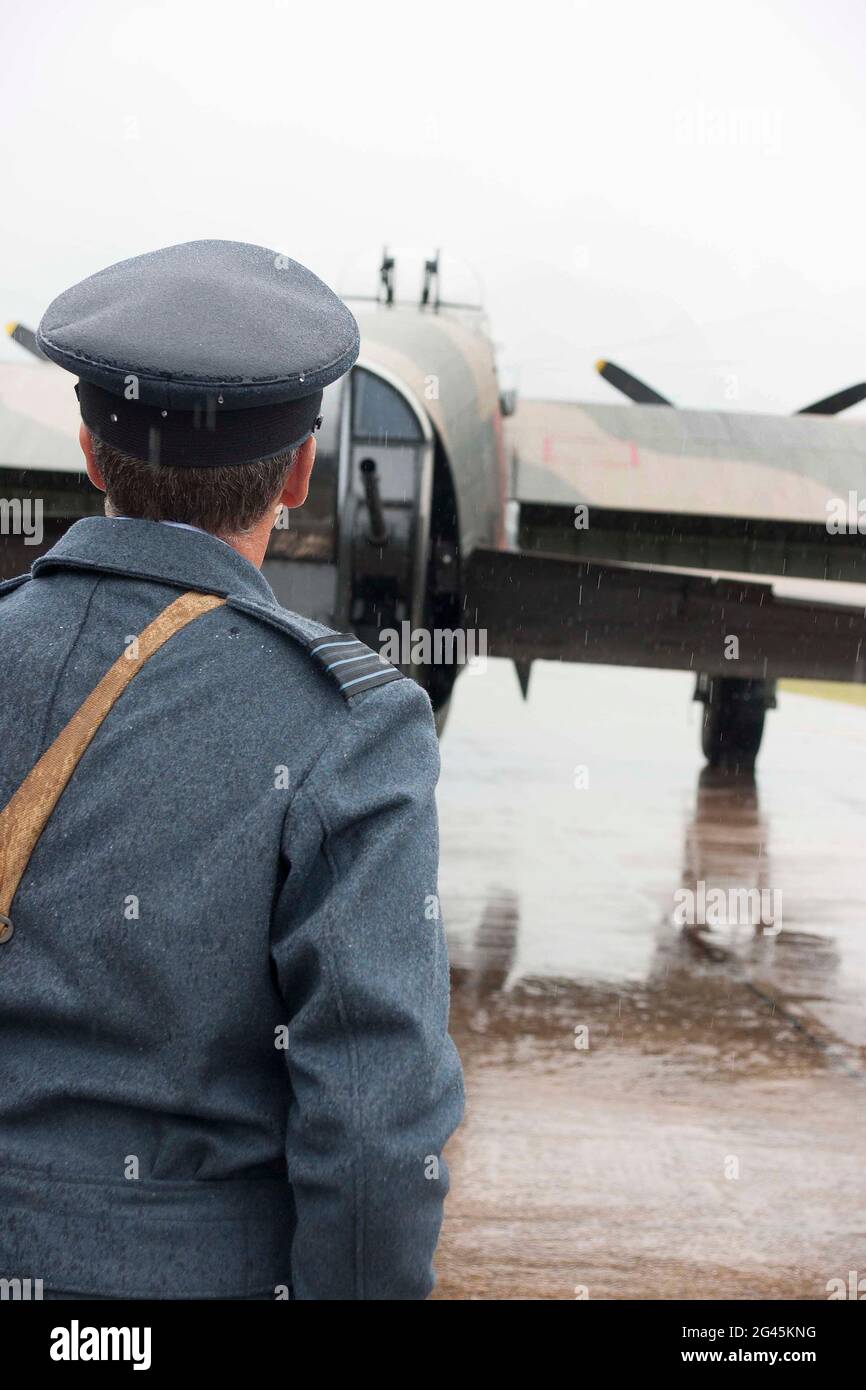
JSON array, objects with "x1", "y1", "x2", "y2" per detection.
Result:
[
  {"x1": 435, "y1": 661, "x2": 866, "y2": 1299},
  {"x1": 447, "y1": 761, "x2": 850, "y2": 1078}
]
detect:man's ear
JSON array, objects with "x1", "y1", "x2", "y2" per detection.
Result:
[
  {"x1": 79, "y1": 423, "x2": 105, "y2": 493},
  {"x1": 279, "y1": 434, "x2": 316, "y2": 511}
]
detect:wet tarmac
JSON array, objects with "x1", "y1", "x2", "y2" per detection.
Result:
[{"x1": 432, "y1": 660, "x2": 866, "y2": 1300}]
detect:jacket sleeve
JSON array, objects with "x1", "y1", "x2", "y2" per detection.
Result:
[{"x1": 271, "y1": 677, "x2": 464, "y2": 1300}]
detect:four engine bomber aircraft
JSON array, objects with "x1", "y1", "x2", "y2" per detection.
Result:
[{"x1": 4, "y1": 249, "x2": 866, "y2": 767}]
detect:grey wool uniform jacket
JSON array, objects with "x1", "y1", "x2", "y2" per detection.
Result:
[{"x1": 0, "y1": 517, "x2": 464, "y2": 1300}]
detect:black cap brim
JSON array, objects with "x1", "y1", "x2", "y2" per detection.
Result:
[{"x1": 78, "y1": 381, "x2": 323, "y2": 468}]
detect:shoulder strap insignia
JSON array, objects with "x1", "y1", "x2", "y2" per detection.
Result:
[
  {"x1": 225, "y1": 597, "x2": 405, "y2": 701},
  {"x1": 308, "y1": 632, "x2": 406, "y2": 699}
]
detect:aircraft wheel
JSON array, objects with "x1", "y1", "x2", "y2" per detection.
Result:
[{"x1": 700, "y1": 677, "x2": 768, "y2": 769}]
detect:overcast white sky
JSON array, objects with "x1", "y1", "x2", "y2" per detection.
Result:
[{"x1": 2, "y1": 0, "x2": 865, "y2": 414}]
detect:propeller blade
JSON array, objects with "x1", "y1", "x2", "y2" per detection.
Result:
[
  {"x1": 6, "y1": 321, "x2": 48, "y2": 360},
  {"x1": 595, "y1": 359, "x2": 673, "y2": 406},
  {"x1": 797, "y1": 383, "x2": 866, "y2": 416}
]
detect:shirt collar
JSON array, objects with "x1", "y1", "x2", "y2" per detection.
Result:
[
  {"x1": 110, "y1": 515, "x2": 235, "y2": 549},
  {"x1": 30, "y1": 515, "x2": 278, "y2": 606}
]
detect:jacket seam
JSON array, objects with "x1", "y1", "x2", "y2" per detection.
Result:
[
  {"x1": 0, "y1": 1155, "x2": 288, "y2": 1193},
  {"x1": 33, "y1": 554, "x2": 231, "y2": 599},
  {"x1": 299, "y1": 714, "x2": 367, "y2": 1301},
  {"x1": 37, "y1": 574, "x2": 105, "y2": 755}
]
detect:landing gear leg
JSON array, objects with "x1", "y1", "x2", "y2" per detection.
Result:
[{"x1": 695, "y1": 675, "x2": 776, "y2": 770}]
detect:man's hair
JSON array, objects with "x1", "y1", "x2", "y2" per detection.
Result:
[{"x1": 91, "y1": 437, "x2": 299, "y2": 535}]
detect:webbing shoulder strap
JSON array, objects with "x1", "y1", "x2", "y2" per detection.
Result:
[{"x1": 0, "y1": 590, "x2": 225, "y2": 939}]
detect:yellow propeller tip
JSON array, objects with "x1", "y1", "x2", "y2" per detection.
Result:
[
  {"x1": 595, "y1": 358, "x2": 607, "y2": 373},
  {"x1": 5, "y1": 321, "x2": 18, "y2": 337}
]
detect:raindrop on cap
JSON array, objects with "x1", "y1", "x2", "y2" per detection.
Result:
[
  {"x1": 161, "y1": 410, "x2": 167, "y2": 418},
  {"x1": 217, "y1": 393, "x2": 224, "y2": 405},
  {"x1": 110, "y1": 413, "x2": 118, "y2": 423},
  {"x1": 299, "y1": 373, "x2": 305, "y2": 383}
]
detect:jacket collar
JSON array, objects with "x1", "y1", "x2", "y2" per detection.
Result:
[{"x1": 30, "y1": 516, "x2": 278, "y2": 606}]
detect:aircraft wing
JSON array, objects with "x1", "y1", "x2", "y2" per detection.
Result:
[
  {"x1": 506, "y1": 396, "x2": 865, "y2": 528},
  {"x1": 503, "y1": 396, "x2": 866, "y2": 584},
  {"x1": 464, "y1": 545, "x2": 866, "y2": 684},
  {"x1": 464, "y1": 399, "x2": 866, "y2": 684}
]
